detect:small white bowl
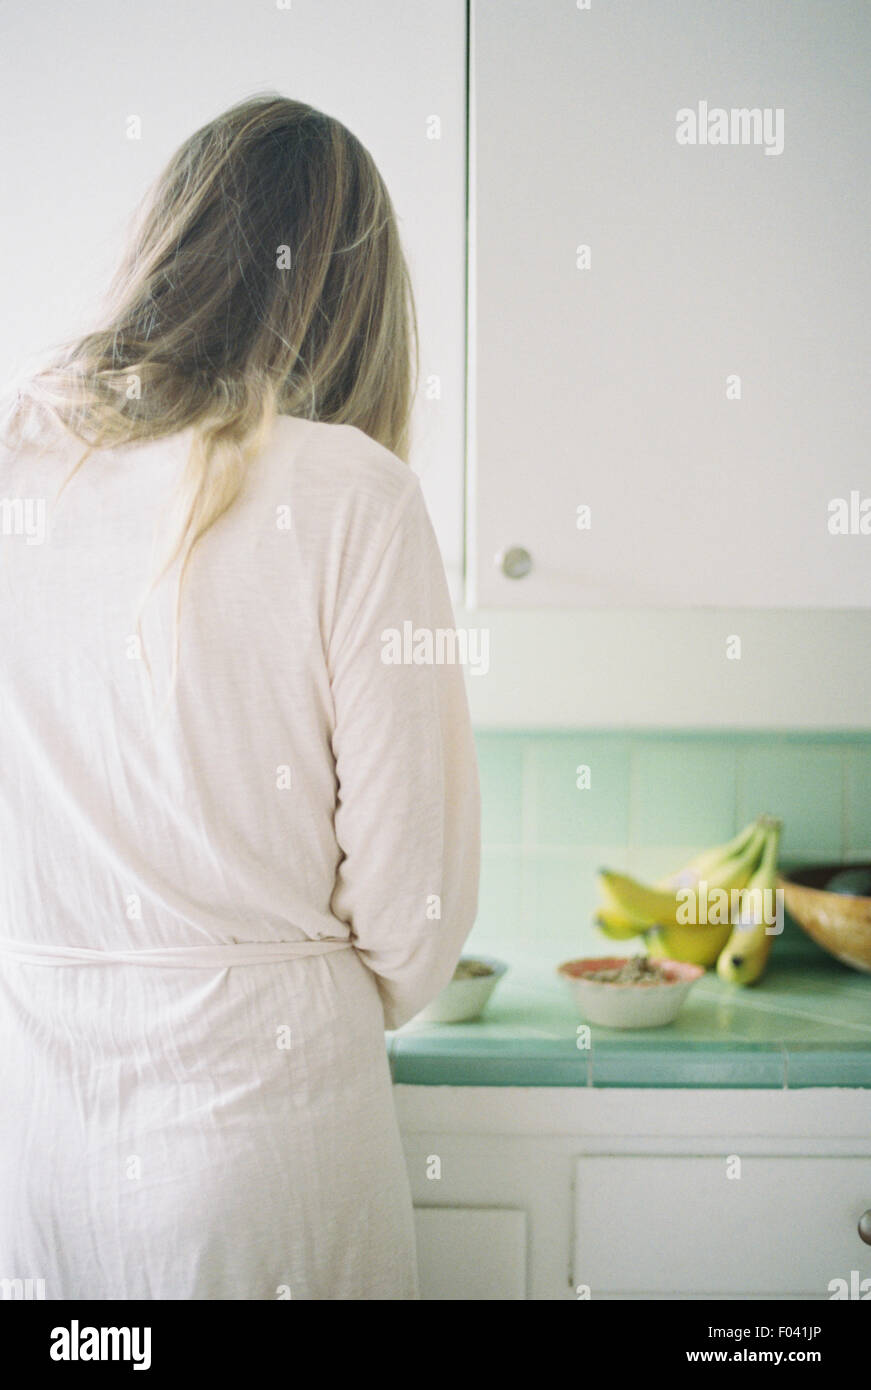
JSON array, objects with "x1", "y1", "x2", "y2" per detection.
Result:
[
  {"x1": 557, "y1": 956, "x2": 703, "y2": 1029},
  {"x1": 415, "y1": 956, "x2": 508, "y2": 1023}
]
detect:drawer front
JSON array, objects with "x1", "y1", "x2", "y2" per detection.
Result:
[
  {"x1": 414, "y1": 1207, "x2": 527, "y2": 1300},
  {"x1": 574, "y1": 1156, "x2": 871, "y2": 1297}
]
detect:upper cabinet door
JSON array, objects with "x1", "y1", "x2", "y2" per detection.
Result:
[{"x1": 468, "y1": 0, "x2": 871, "y2": 607}]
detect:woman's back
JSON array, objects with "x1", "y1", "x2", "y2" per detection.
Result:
[
  {"x1": 1, "y1": 414, "x2": 417, "y2": 952},
  {"x1": 0, "y1": 415, "x2": 480, "y2": 1298}
]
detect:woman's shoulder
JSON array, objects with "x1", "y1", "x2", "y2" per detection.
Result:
[{"x1": 269, "y1": 414, "x2": 418, "y2": 517}]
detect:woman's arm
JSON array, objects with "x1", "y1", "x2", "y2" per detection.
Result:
[{"x1": 328, "y1": 475, "x2": 481, "y2": 1031}]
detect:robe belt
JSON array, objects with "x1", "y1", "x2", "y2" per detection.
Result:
[{"x1": 0, "y1": 935, "x2": 353, "y2": 968}]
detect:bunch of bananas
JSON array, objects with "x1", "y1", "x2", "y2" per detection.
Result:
[{"x1": 596, "y1": 815, "x2": 783, "y2": 984}]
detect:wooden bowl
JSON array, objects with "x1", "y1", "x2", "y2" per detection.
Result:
[{"x1": 778, "y1": 862, "x2": 871, "y2": 974}]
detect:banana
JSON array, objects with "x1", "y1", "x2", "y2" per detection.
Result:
[
  {"x1": 597, "y1": 875, "x2": 649, "y2": 925},
  {"x1": 595, "y1": 907, "x2": 648, "y2": 942},
  {"x1": 665, "y1": 817, "x2": 765, "y2": 888},
  {"x1": 598, "y1": 820, "x2": 768, "y2": 931},
  {"x1": 597, "y1": 910, "x2": 732, "y2": 965},
  {"x1": 645, "y1": 920, "x2": 734, "y2": 968},
  {"x1": 716, "y1": 820, "x2": 782, "y2": 985},
  {"x1": 595, "y1": 817, "x2": 763, "y2": 937}
]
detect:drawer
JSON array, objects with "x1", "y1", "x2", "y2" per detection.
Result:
[
  {"x1": 414, "y1": 1207, "x2": 527, "y2": 1300},
  {"x1": 573, "y1": 1156, "x2": 871, "y2": 1297}
]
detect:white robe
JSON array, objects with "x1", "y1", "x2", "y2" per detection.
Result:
[{"x1": 0, "y1": 415, "x2": 480, "y2": 1300}]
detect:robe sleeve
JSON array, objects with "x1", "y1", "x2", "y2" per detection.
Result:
[{"x1": 327, "y1": 475, "x2": 481, "y2": 1031}]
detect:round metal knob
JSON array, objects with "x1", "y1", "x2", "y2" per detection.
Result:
[
  {"x1": 859, "y1": 1210, "x2": 871, "y2": 1245},
  {"x1": 500, "y1": 546, "x2": 532, "y2": 579}
]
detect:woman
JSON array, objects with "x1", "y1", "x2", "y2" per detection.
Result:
[{"x1": 0, "y1": 95, "x2": 480, "y2": 1300}]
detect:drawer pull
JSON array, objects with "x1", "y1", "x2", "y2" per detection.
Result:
[
  {"x1": 859, "y1": 1210, "x2": 871, "y2": 1245},
  {"x1": 499, "y1": 546, "x2": 532, "y2": 580}
]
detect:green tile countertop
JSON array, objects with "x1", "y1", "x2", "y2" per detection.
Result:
[{"x1": 388, "y1": 952, "x2": 871, "y2": 1088}]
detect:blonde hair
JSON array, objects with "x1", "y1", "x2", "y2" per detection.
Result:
[{"x1": 2, "y1": 94, "x2": 418, "y2": 702}]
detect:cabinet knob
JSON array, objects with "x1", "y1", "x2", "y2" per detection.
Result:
[
  {"x1": 859, "y1": 1210, "x2": 871, "y2": 1245},
  {"x1": 499, "y1": 546, "x2": 532, "y2": 580}
]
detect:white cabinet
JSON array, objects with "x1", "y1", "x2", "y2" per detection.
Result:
[
  {"x1": 414, "y1": 1207, "x2": 527, "y2": 1300},
  {"x1": 573, "y1": 1155, "x2": 871, "y2": 1298},
  {"x1": 469, "y1": 0, "x2": 871, "y2": 608},
  {"x1": 397, "y1": 1086, "x2": 871, "y2": 1301}
]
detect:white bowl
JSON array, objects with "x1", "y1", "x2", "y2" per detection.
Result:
[
  {"x1": 415, "y1": 956, "x2": 508, "y2": 1023},
  {"x1": 557, "y1": 956, "x2": 703, "y2": 1029}
]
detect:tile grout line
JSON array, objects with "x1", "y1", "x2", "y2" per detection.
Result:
[
  {"x1": 627, "y1": 740, "x2": 638, "y2": 855},
  {"x1": 520, "y1": 737, "x2": 535, "y2": 850},
  {"x1": 733, "y1": 738, "x2": 743, "y2": 832},
  {"x1": 841, "y1": 743, "x2": 850, "y2": 859}
]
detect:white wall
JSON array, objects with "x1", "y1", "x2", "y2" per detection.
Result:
[{"x1": 456, "y1": 604, "x2": 871, "y2": 729}]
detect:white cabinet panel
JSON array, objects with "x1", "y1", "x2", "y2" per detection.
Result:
[
  {"x1": 574, "y1": 1156, "x2": 871, "y2": 1296},
  {"x1": 0, "y1": 0, "x2": 467, "y2": 593},
  {"x1": 470, "y1": 0, "x2": 871, "y2": 607},
  {"x1": 414, "y1": 1207, "x2": 527, "y2": 1300}
]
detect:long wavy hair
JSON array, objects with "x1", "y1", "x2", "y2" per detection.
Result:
[{"x1": 1, "y1": 93, "x2": 418, "y2": 701}]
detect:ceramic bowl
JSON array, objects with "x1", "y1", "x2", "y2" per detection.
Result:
[
  {"x1": 557, "y1": 956, "x2": 704, "y2": 1029},
  {"x1": 779, "y1": 863, "x2": 871, "y2": 974},
  {"x1": 415, "y1": 956, "x2": 508, "y2": 1023}
]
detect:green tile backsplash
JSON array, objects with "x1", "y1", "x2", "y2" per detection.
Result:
[
  {"x1": 845, "y1": 747, "x2": 871, "y2": 859},
  {"x1": 525, "y1": 734, "x2": 631, "y2": 846},
  {"x1": 735, "y1": 743, "x2": 844, "y2": 860},
  {"x1": 468, "y1": 730, "x2": 871, "y2": 965},
  {"x1": 632, "y1": 741, "x2": 737, "y2": 845}
]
